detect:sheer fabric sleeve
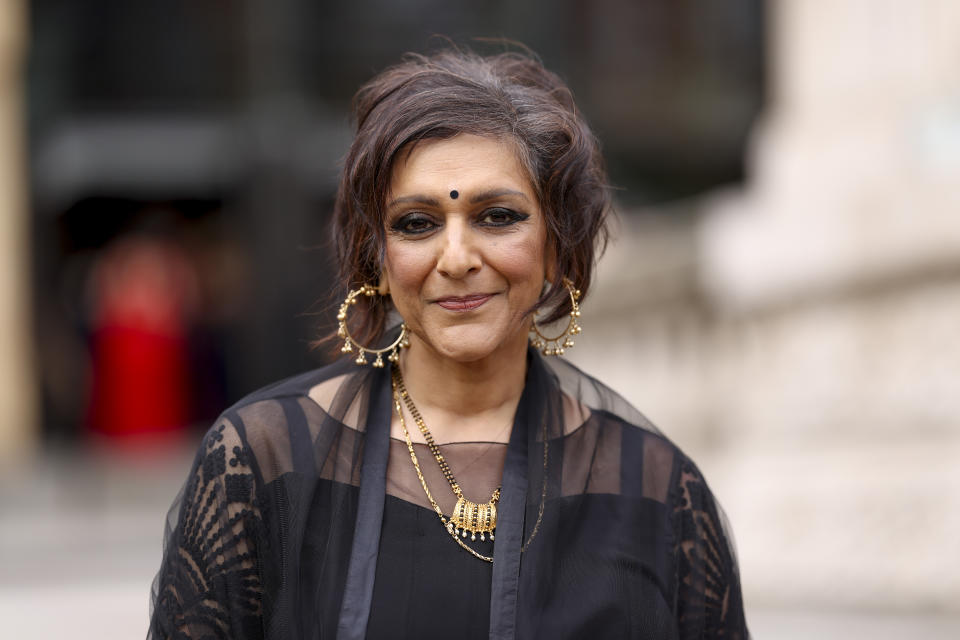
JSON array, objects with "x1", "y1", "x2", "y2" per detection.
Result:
[
  {"x1": 149, "y1": 418, "x2": 265, "y2": 640},
  {"x1": 671, "y1": 456, "x2": 749, "y2": 639}
]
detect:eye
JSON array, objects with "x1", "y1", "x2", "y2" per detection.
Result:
[
  {"x1": 391, "y1": 213, "x2": 438, "y2": 235},
  {"x1": 478, "y1": 208, "x2": 529, "y2": 227}
]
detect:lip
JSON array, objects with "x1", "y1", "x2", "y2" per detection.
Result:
[{"x1": 433, "y1": 293, "x2": 495, "y2": 311}]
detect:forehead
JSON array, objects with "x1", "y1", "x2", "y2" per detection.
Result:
[{"x1": 388, "y1": 134, "x2": 533, "y2": 196}]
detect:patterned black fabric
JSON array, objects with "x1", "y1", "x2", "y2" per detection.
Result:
[
  {"x1": 150, "y1": 422, "x2": 266, "y2": 640},
  {"x1": 149, "y1": 347, "x2": 748, "y2": 639},
  {"x1": 672, "y1": 460, "x2": 748, "y2": 638}
]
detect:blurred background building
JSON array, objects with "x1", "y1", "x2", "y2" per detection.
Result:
[{"x1": 1, "y1": 0, "x2": 958, "y2": 638}]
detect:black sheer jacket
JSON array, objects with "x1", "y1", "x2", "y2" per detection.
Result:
[{"x1": 149, "y1": 347, "x2": 748, "y2": 639}]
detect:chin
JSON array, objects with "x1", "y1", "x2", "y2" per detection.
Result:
[
  {"x1": 434, "y1": 338, "x2": 501, "y2": 364},
  {"x1": 424, "y1": 324, "x2": 526, "y2": 364}
]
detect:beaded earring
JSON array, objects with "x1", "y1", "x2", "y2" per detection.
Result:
[
  {"x1": 529, "y1": 278, "x2": 582, "y2": 356},
  {"x1": 337, "y1": 285, "x2": 409, "y2": 367}
]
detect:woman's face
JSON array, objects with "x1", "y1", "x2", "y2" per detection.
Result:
[{"x1": 382, "y1": 134, "x2": 549, "y2": 364}]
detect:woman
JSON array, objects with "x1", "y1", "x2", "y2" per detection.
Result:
[{"x1": 149, "y1": 47, "x2": 748, "y2": 639}]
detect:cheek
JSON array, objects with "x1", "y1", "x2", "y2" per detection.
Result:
[
  {"x1": 495, "y1": 235, "x2": 547, "y2": 286},
  {"x1": 383, "y1": 242, "x2": 428, "y2": 290}
]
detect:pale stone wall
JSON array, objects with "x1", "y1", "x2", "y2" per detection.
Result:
[
  {"x1": 0, "y1": 0, "x2": 36, "y2": 463},
  {"x1": 701, "y1": 0, "x2": 960, "y2": 308},
  {"x1": 570, "y1": 0, "x2": 960, "y2": 616}
]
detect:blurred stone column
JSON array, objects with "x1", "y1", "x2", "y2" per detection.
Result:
[
  {"x1": 0, "y1": 0, "x2": 36, "y2": 463},
  {"x1": 698, "y1": 0, "x2": 960, "y2": 613}
]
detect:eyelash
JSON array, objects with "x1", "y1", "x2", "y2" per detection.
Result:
[
  {"x1": 479, "y1": 208, "x2": 528, "y2": 227},
  {"x1": 390, "y1": 214, "x2": 435, "y2": 235},
  {"x1": 390, "y1": 208, "x2": 529, "y2": 235}
]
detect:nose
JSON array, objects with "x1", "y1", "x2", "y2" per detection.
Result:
[{"x1": 436, "y1": 219, "x2": 481, "y2": 279}]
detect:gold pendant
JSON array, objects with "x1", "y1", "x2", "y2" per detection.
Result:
[{"x1": 448, "y1": 494, "x2": 498, "y2": 542}]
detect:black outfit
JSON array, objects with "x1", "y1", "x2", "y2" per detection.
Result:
[{"x1": 149, "y1": 345, "x2": 748, "y2": 639}]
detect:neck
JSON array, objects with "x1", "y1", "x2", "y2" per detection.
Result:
[{"x1": 396, "y1": 332, "x2": 529, "y2": 443}]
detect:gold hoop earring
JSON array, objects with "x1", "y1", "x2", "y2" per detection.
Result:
[
  {"x1": 529, "y1": 278, "x2": 582, "y2": 356},
  {"x1": 337, "y1": 285, "x2": 409, "y2": 367}
]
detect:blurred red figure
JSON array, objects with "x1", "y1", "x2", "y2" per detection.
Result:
[{"x1": 86, "y1": 234, "x2": 198, "y2": 440}]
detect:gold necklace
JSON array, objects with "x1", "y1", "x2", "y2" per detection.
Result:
[{"x1": 391, "y1": 366, "x2": 500, "y2": 562}]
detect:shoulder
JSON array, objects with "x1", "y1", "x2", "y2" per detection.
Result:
[
  {"x1": 227, "y1": 357, "x2": 357, "y2": 411},
  {"x1": 542, "y1": 354, "x2": 662, "y2": 436},
  {"x1": 543, "y1": 354, "x2": 702, "y2": 503},
  {"x1": 200, "y1": 357, "x2": 365, "y2": 482}
]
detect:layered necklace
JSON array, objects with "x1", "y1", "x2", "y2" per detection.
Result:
[{"x1": 391, "y1": 366, "x2": 500, "y2": 562}]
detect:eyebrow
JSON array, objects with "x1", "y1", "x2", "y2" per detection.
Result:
[
  {"x1": 386, "y1": 188, "x2": 532, "y2": 212},
  {"x1": 470, "y1": 188, "x2": 530, "y2": 203},
  {"x1": 386, "y1": 194, "x2": 441, "y2": 208}
]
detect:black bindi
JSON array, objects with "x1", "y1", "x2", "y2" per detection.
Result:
[{"x1": 449, "y1": 189, "x2": 459, "y2": 199}]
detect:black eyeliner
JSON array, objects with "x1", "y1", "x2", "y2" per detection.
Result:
[
  {"x1": 391, "y1": 212, "x2": 437, "y2": 235},
  {"x1": 478, "y1": 208, "x2": 530, "y2": 227}
]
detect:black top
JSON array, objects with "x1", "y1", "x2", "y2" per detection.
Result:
[
  {"x1": 148, "y1": 347, "x2": 749, "y2": 639},
  {"x1": 366, "y1": 496, "x2": 494, "y2": 639}
]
